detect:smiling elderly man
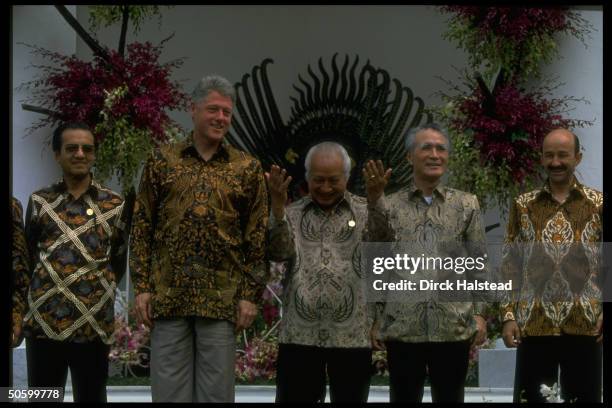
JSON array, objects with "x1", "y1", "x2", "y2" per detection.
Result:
[
  {"x1": 369, "y1": 123, "x2": 489, "y2": 403},
  {"x1": 265, "y1": 141, "x2": 391, "y2": 403}
]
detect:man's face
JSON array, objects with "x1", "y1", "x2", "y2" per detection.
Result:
[
  {"x1": 191, "y1": 90, "x2": 233, "y2": 145},
  {"x1": 307, "y1": 152, "x2": 348, "y2": 210},
  {"x1": 54, "y1": 128, "x2": 95, "y2": 179},
  {"x1": 408, "y1": 128, "x2": 449, "y2": 183},
  {"x1": 541, "y1": 129, "x2": 581, "y2": 185}
]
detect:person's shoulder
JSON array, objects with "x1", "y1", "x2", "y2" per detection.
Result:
[
  {"x1": 286, "y1": 196, "x2": 311, "y2": 214},
  {"x1": 226, "y1": 143, "x2": 261, "y2": 167},
  {"x1": 92, "y1": 180, "x2": 124, "y2": 205},
  {"x1": 513, "y1": 189, "x2": 542, "y2": 208},
  {"x1": 30, "y1": 181, "x2": 62, "y2": 200},
  {"x1": 579, "y1": 184, "x2": 603, "y2": 208},
  {"x1": 443, "y1": 187, "x2": 479, "y2": 208},
  {"x1": 157, "y1": 138, "x2": 188, "y2": 159}
]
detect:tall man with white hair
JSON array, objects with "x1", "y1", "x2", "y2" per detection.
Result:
[
  {"x1": 368, "y1": 123, "x2": 489, "y2": 403},
  {"x1": 266, "y1": 141, "x2": 391, "y2": 402},
  {"x1": 130, "y1": 75, "x2": 269, "y2": 402}
]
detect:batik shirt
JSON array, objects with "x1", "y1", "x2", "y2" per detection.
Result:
[
  {"x1": 500, "y1": 178, "x2": 602, "y2": 336},
  {"x1": 268, "y1": 192, "x2": 389, "y2": 348},
  {"x1": 21, "y1": 179, "x2": 126, "y2": 344},
  {"x1": 372, "y1": 183, "x2": 489, "y2": 343},
  {"x1": 12, "y1": 197, "x2": 30, "y2": 333},
  {"x1": 129, "y1": 137, "x2": 269, "y2": 321}
]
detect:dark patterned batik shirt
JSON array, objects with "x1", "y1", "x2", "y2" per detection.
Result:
[
  {"x1": 12, "y1": 197, "x2": 30, "y2": 333},
  {"x1": 371, "y1": 183, "x2": 490, "y2": 343},
  {"x1": 129, "y1": 137, "x2": 269, "y2": 321},
  {"x1": 21, "y1": 179, "x2": 127, "y2": 344},
  {"x1": 500, "y1": 178, "x2": 602, "y2": 337}
]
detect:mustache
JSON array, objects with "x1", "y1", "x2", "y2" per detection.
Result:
[{"x1": 547, "y1": 165, "x2": 567, "y2": 171}]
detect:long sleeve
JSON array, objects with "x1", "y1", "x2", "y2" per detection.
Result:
[
  {"x1": 363, "y1": 195, "x2": 395, "y2": 242},
  {"x1": 235, "y1": 160, "x2": 270, "y2": 305},
  {"x1": 110, "y1": 201, "x2": 128, "y2": 285},
  {"x1": 12, "y1": 198, "x2": 30, "y2": 327},
  {"x1": 499, "y1": 199, "x2": 522, "y2": 322},
  {"x1": 463, "y1": 195, "x2": 490, "y2": 316},
  {"x1": 129, "y1": 152, "x2": 160, "y2": 296}
]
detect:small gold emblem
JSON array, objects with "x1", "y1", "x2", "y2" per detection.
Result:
[
  {"x1": 348, "y1": 220, "x2": 356, "y2": 228},
  {"x1": 86, "y1": 208, "x2": 94, "y2": 216}
]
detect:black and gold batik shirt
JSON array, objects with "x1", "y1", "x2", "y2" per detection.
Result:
[
  {"x1": 20, "y1": 179, "x2": 126, "y2": 344},
  {"x1": 129, "y1": 137, "x2": 269, "y2": 321},
  {"x1": 12, "y1": 197, "x2": 30, "y2": 334}
]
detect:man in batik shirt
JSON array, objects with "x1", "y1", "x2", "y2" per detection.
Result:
[
  {"x1": 12, "y1": 197, "x2": 29, "y2": 350},
  {"x1": 130, "y1": 75, "x2": 268, "y2": 402},
  {"x1": 370, "y1": 123, "x2": 489, "y2": 403},
  {"x1": 501, "y1": 128, "x2": 603, "y2": 403},
  {"x1": 266, "y1": 142, "x2": 391, "y2": 403},
  {"x1": 18, "y1": 122, "x2": 127, "y2": 402}
]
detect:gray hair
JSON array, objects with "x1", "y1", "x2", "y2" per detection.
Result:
[
  {"x1": 304, "y1": 142, "x2": 351, "y2": 180},
  {"x1": 404, "y1": 123, "x2": 452, "y2": 153},
  {"x1": 192, "y1": 74, "x2": 236, "y2": 104}
]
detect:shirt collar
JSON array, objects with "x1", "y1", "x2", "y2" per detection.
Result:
[
  {"x1": 181, "y1": 132, "x2": 230, "y2": 162},
  {"x1": 539, "y1": 176, "x2": 585, "y2": 201},
  {"x1": 406, "y1": 181, "x2": 446, "y2": 202},
  {"x1": 55, "y1": 174, "x2": 99, "y2": 200},
  {"x1": 302, "y1": 190, "x2": 353, "y2": 214}
]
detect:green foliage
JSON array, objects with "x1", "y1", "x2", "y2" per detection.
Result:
[
  {"x1": 431, "y1": 104, "x2": 539, "y2": 216},
  {"x1": 88, "y1": 6, "x2": 171, "y2": 34}
]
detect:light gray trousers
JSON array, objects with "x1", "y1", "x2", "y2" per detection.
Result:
[{"x1": 150, "y1": 317, "x2": 236, "y2": 402}]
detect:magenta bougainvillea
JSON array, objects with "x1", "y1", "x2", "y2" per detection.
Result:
[
  {"x1": 451, "y1": 81, "x2": 576, "y2": 184},
  {"x1": 24, "y1": 41, "x2": 189, "y2": 145},
  {"x1": 441, "y1": 6, "x2": 581, "y2": 44}
]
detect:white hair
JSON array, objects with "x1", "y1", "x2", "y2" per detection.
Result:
[{"x1": 304, "y1": 141, "x2": 351, "y2": 180}]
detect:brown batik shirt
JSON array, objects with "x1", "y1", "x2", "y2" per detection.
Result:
[
  {"x1": 129, "y1": 137, "x2": 269, "y2": 321},
  {"x1": 12, "y1": 197, "x2": 30, "y2": 335},
  {"x1": 21, "y1": 179, "x2": 127, "y2": 344},
  {"x1": 500, "y1": 178, "x2": 602, "y2": 337}
]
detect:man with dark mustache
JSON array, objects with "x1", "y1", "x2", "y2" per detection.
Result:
[{"x1": 501, "y1": 128, "x2": 603, "y2": 402}]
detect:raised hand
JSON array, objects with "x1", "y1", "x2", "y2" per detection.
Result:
[
  {"x1": 363, "y1": 160, "x2": 391, "y2": 205},
  {"x1": 265, "y1": 165, "x2": 292, "y2": 219}
]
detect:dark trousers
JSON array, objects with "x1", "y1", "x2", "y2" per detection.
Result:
[
  {"x1": 275, "y1": 343, "x2": 372, "y2": 403},
  {"x1": 386, "y1": 340, "x2": 471, "y2": 403},
  {"x1": 514, "y1": 335, "x2": 602, "y2": 403},
  {"x1": 26, "y1": 337, "x2": 110, "y2": 403}
]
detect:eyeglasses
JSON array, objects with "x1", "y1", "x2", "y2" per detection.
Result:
[{"x1": 64, "y1": 144, "x2": 95, "y2": 156}]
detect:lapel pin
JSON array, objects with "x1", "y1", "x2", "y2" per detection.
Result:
[
  {"x1": 86, "y1": 208, "x2": 94, "y2": 216},
  {"x1": 348, "y1": 220, "x2": 356, "y2": 228}
]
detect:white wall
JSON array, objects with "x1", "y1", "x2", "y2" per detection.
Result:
[
  {"x1": 13, "y1": 5, "x2": 603, "y2": 232},
  {"x1": 11, "y1": 5, "x2": 77, "y2": 209}
]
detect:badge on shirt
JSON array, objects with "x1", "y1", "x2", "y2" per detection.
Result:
[
  {"x1": 86, "y1": 208, "x2": 94, "y2": 216},
  {"x1": 348, "y1": 220, "x2": 356, "y2": 228}
]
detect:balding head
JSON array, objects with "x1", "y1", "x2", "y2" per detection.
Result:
[
  {"x1": 542, "y1": 128, "x2": 580, "y2": 156},
  {"x1": 541, "y1": 128, "x2": 582, "y2": 186}
]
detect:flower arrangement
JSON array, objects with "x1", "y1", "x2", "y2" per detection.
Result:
[
  {"x1": 434, "y1": 73, "x2": 590, "y2": 213},
  {"x1": 20, "y1": 39, "x2": 189, "y2": 192},
  {"x1": 435, "y1": 6, "x2": 593, "y2": 215},
  {"x1": 19, "y1": 6, "x2": 190, "y2": 194},
  {"x1": 235, "y1": 332, "x2": 279, "y2": 383},
  {"x1": 109, "y1": 308, "x2": 151, "y2": 377},
  {"x1": 235, "y1": 263, "x2": 284, "y2": 383},
  {"x1": 439, "y1": 6, "x2": 592, "y2": 79}
]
